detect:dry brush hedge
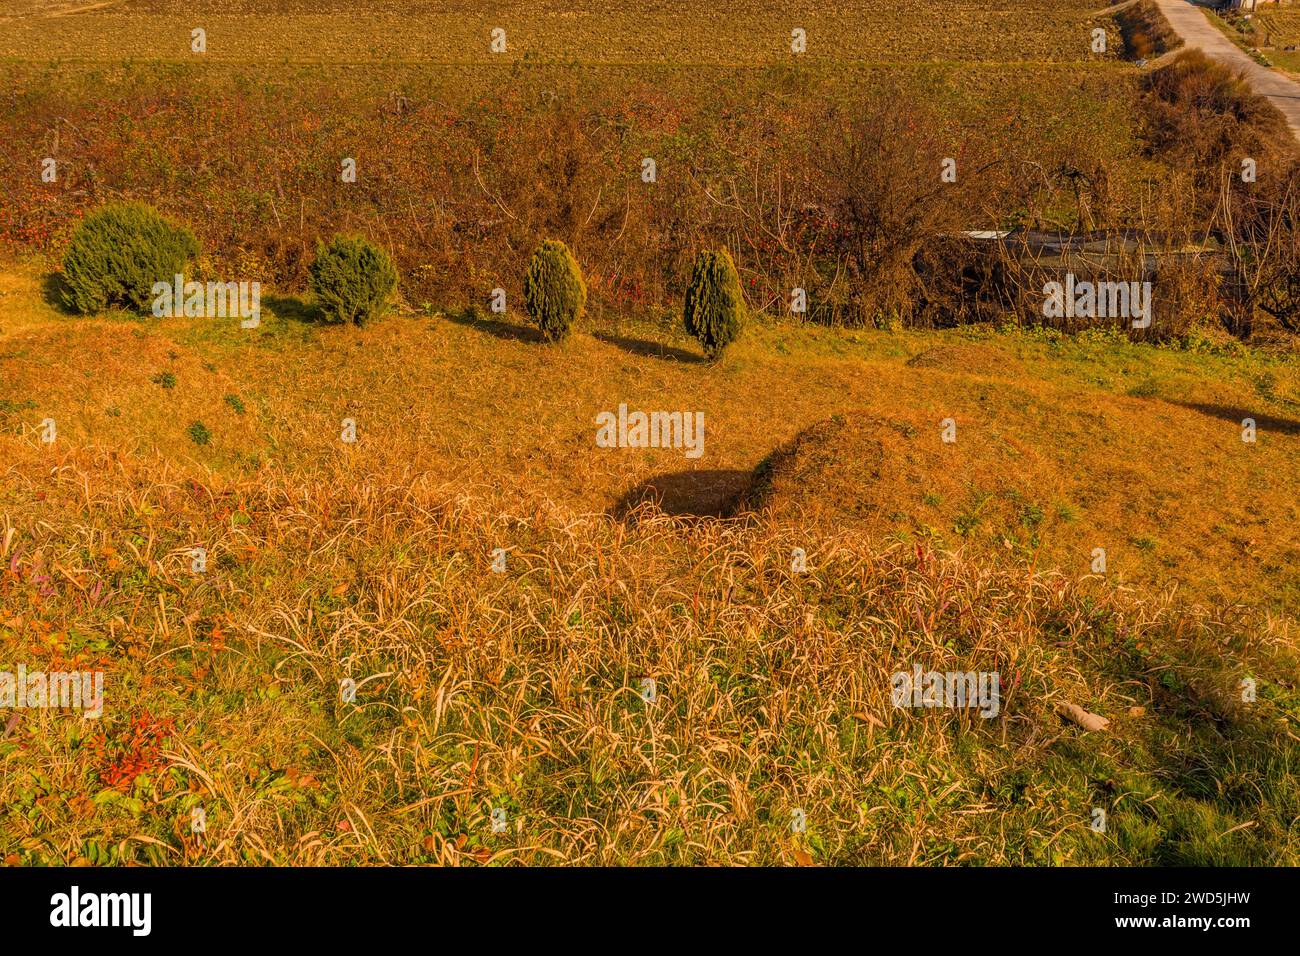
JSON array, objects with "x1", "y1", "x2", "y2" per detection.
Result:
[
  {"x1": 5, "y1": 44, "x2": 1297, "y2": 337},
  {"x1": 1, "y1": 62, "x2": 1150, "y2": 328}
]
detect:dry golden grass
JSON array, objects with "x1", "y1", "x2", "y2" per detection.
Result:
[
  {"x1": 2, "y1": 0, "x2": 1299, "y2": 871},
  {"x1": 2, "y1": 259, "x2": 1300, "y2": 866},
  {"x1": 2, "y1": 442, "x2": 1298, "y2": 865},
  {"x1": 3, "y1": 259, "x2": 1297, "y2": 613}
]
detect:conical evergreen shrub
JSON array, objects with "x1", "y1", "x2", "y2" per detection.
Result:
[
  {"x1": 683, "y1": 248, "x2": 746, "y2": 359},
  {"x1": 523, "y1": 239, "x2": 586, "y2": 342}
]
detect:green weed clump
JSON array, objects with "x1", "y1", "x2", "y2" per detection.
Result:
[
  {"x1": 187, "y1": 421, "x2": 211, "y2": 446},
  {"x1": 523, "y1": 239, "x2": 587, "y2": 342},
  {"x1": 61, "y1": 202, "x2": 199, "y2": 315},
  {"x1": 309, "y1": 236, "x2": 398, "y2": 325},
  {"x1": 683, "y1": 248, "x2": 746, "y2": 359}
]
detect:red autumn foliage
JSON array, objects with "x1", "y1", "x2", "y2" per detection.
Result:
[{"x1": 88, "y1": 710, "x2": 175, "y2": 792}]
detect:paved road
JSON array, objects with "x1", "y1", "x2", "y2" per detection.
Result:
[{"x1": 1154, "y1": 0, "x2": 1300, "y2": 139}]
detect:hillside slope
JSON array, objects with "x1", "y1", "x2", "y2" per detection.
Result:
[{"x1": 2, "y1": 260, "x2": 1300, "y2": 865}]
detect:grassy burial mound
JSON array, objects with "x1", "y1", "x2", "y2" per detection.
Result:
[{"x1": 744, "y1": 379, "x2": 1300, "y2": 615}]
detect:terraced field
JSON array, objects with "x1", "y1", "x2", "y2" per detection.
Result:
[
  {"x1": 0, "y1": 0, "x2": 1118, "y2": 63},
  {"x1": 0, "y1": 0, "x2": 1155, "y2": 304},
  {"x1": 1255, "y1": 7, "x2": 1300, "y2": 45}
]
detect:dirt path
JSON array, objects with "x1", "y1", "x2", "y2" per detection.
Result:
[{"x1": 1154, "y1": 0, "x2": 1300, "y2": 139}]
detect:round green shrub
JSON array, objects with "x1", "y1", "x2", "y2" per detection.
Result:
[
  {"x1": 61, "y1": 202, "x2": 199, "y2": 315},
  {"x1": 523, "y1": 239, "x2": 587, "y2": 342},
  {"x1": 308, "y1": 235, "x2": 399, "y2": 325},
  {"x1": 683, "y1": 248, "x2": 746, "y2": 359}
]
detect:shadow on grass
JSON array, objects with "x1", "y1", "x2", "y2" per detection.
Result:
[
  {"x1": 444, "y1": 307, "x2": 544, "y2": 344},
  {"x1": 40, "y1": 276, "x2": 330, "y2": 327},
  {"x1": 1060, "y1": 626, "x2": 1300, "y2": 864},
  {"x1": 445, "y1": 308, "x2": 705, "y2": 360},
  {"x1": 610, "y1": 469, "x2": 752, "y2": 522},
  {"x1": 263, "y1": 294, "x2": 325, "y2": 325},
  {"x1": 41, "y1": 272, "x2": 77, "y2": 314},
  {"x1": 591, "y1": 331, "x2": 706, "y2": 364},
  {"x1": 1166, "y1": 399, "x2": 1300, "y2": 436}
]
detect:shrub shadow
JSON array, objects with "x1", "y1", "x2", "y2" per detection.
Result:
[
  {"x1": 41, "y1": 272, "x2": 77, "y2": 314},
  {"x1": 263, "y1": 294, "x2": 325, "y2": 325},
  {"x1": 1165, "y1": 400, "x2": 1300, "y2": 436},
  {"x1": 591, "y1": 331, "x2": 706, "y2": 364},
  {"x1": 611, "y1": 469, "x2": 753, "y2": 522},
  {"x1": 445, "y1": 307, "x2": 543, "y2": 344}
]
